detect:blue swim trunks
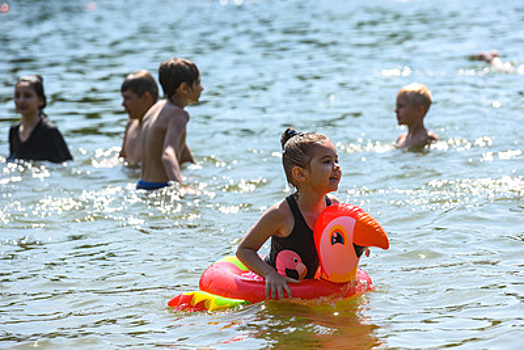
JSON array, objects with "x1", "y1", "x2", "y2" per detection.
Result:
[{"x1": 136, "y1": 179, "x2": 170, "y2": 190}]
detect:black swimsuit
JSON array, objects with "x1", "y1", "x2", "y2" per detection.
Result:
[
  {"x1": 8, "y1": 118, "x2": 73, "y2": 163},
  {"x1": 265, "y1": 194, "x2": 332, "y2": 280}
]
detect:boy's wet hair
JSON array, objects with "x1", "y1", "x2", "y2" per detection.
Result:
[
  {"x1": 158, "y1": 58, "x2": 200, "y2": 101},
  {"x1": 281, "y1": 127, "x2": 329, "y2": 188},
  {"x1": 121, "y1": 70, "x2": 159, "y2": 102},
  {"x1": 17, "y1": 75, "x2": 47, "y2": 111},
  {"x1": 399, "y1": 83, "x2": 432, "y2": 113}
]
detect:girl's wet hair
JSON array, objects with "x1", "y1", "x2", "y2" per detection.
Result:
[
  {"x1": 158, "y1": 58, "x2": 200, "y2": 101},
  {"x1": 17, "y1": 75, "x2": 47, "y2": 111},
  {"x1": 280, "y1": 127, "x2": 329, "y2": 188}
]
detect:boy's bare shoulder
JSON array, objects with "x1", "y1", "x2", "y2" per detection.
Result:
[
  {"x1": 142, "y1": 100, "x2": 165, "y2": 124},
  {"x1": 160, "y1": 102, "x2": 190, "y2": 123},
  {"x1": 146, "y1": 100, "x2": 166, "y2": 115}
]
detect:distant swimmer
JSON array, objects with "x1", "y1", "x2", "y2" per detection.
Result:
[
  {"x1": 394, "y1": 83, "x2": 438, "y2": 150},
  {"x1": 0, "y1": 3, "x2": 9, "y2": 13},
  {"x1": 137, "y1": 58, "x2": 203, "y2": 191},
  {"x1": 8, "y1": 75, "x2": 73, "y2": 163},
  {"x1": 477, "y1": 50, "x2": 524, "y2": 74},
  {"x1": 119, "y1": 70, "x2": 158, "y2": 166}
]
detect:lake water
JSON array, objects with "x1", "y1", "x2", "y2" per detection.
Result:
[{"x1": 1, "y1": 0, "x2": 523, "y2": 348}]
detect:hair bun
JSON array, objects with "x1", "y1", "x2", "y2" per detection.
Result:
[{"x1": 281, "y1": 127, "x2": 300, "y2": 150}]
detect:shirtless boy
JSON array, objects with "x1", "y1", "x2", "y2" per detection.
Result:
[
  {"x1": 395, "y1": 83, "x2": 438, "y2": 150},
  {"x1": 137, "y1": 58, "x2": 203, "y2": 190},
  {"x1": 119, "y1": 70, "x2": 158, "y2": 166}
]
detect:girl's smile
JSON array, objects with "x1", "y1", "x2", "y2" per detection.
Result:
[{"x1": 305, "y1": 141, "x2": 342, "y2": 191}]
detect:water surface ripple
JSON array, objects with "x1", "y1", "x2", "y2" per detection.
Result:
[{"x1": 1, "y1": 0, "x2": 523, "y2": 349}]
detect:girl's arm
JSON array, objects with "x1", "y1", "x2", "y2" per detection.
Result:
[{"x1": 236, "y1": 200, "x2": 298, "y2": 300}]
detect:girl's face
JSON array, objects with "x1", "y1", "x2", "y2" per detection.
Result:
[
  {"x1": 303, "y1": 140, "x2": 341, "y2": 192},
  {"x1": 14, "y1": 81, "x2": 44, "y2": 118}
]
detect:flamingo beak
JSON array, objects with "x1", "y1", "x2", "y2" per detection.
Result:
[{"x1": 353, "y1": 211, "x2": 389, "y2": 250}]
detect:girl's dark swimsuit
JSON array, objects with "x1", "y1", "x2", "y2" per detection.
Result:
[
  {"x1": 265, "y1": 194, "x2": 332, "y2": 280},
  {"x1": 8, "y1": 118, "x2": 72, "y2": 163}
]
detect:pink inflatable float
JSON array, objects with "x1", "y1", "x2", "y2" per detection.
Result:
[{"x1": 169, "y1": 203, "x2": 389, "y2": 312}]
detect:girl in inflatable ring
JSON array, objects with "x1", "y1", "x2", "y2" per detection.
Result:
[{"x1": 236, "y1": 127, "x2": 342, "y2": 300}]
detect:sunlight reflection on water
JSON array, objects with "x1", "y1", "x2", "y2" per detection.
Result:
[{"x1": 1, "y1": 0, "x2": 523, "y2": 348}]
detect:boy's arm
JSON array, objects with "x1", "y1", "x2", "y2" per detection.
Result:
[
  {"x1": 161, "y1": 114, "x2": 186, "y2": 184},
  {"x1": 119, "y1": 119, "x2": 132, "y2": 158},
  {"x1": 180, "y1": 143, "x2": 195, "y2": 164}
]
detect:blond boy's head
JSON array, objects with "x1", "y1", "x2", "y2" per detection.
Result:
[{"x1": 398, "y1": 83, "x2": 432, "y2": 115}]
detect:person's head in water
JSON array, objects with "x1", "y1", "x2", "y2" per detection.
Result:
[{"x1": 14, "y1": 75, "x2": 47, "y2": 118}]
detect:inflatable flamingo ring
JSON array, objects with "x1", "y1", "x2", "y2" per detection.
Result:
[{"x1": 168, "y1": 203, "x2": 389, "y2": 312}]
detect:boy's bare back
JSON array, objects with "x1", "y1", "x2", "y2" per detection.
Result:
[{"x1": 140, "y1": 100, "x2": 189, "y2": 183}]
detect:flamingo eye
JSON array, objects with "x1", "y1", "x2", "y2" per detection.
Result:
[
  {"x1": 331, "y1": 231, "x2": 344, "y2": 245},
  {"x1": 293, "y1": 257, "x2": 298, "y2": 263}
]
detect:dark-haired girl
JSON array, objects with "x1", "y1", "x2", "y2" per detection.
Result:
[
  {"x1": 236, "y1": 128, "x2": 341, "y2": 300},
  {"x1": 8, "y1": 75, "x2": 72, "y2": 163}
]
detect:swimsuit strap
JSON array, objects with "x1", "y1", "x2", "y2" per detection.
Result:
[
  {"x1": 286, "y1": 194, "x2": 332, "y2": 230},
  {"x1": 286, "y1": 195, "x2": 311, "y2": 231}
]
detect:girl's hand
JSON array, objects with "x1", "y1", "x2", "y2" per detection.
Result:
[{"x1": 265, "y1": 270, "x2": 299, "y2": 300}]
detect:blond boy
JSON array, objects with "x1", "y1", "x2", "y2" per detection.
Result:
[
  {"x1": 137, "y1": 58, "x2": 203, "y2": 190},
  {"x1": 395, "y1": 83, "x2": 438, "y2": 149},
  {"x1": 119, "y1": 70, "x2": 158, "y2": 165}
]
